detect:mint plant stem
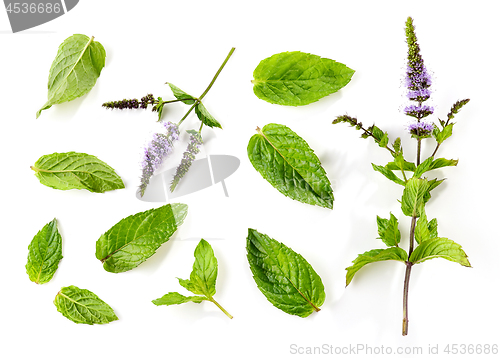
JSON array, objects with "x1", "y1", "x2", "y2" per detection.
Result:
[
  {"x1": 208, "y1": 297, "x2": 233, "y2": 319},
  {"x1": 199, "y1": 47, "x2": 235, "y2": 101}
]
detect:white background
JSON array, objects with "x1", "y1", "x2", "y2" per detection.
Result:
[{"x1": 1, "y1": 0, "x2": 499, "y2": 357}]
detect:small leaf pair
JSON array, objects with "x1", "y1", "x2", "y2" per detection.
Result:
[{"x1": 153, "y1": 239, "x2": 232, "y2": 319}]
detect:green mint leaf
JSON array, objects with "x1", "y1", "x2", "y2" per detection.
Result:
[
  {"x1": 95, "y1": 203, "x2": 188, "y2": 273},
  {"x1": 429, "y1": 158, "x2": 459, "y2": 170},
  {"x1": 346, "y1": 247, "x2": 408, "y2": 286},
  {"x1": 385, "y1": 158, "x2": 416, "y2": 172},
  {"x1": 155, "y1": 97, "x2": 166, "y2": 121},
  {"x1": 26, "y1": 219, "x2": 63, "y2": 284},
  {"x1": 435, "y1": 123, "x2": 454, "y2": 144},
  {"x1": 31, "y1": 152, "x2": 124, "y2": 193},
  {"x1": 152, "y1": 292, "x2": 207, "y2": 306},
  {"x1": 376, "y1": 213, "x2": 401, "y2": 247},
  {"x1": 401, "y1": 177, "x2": 430, "y2": 217},
  {"x1": 252, "y1": 51, "x2": 354, "y2": 106},
  {"x1": 423, "y1": 178, "x2": 445, "y2": 203},
  {"x1": 371, "y1": 164, "x2": 406, "y2": 186},
  {"x1": 37, "y1": 34, "x2": 106, "y2": 118},
  {"x1": 392, "y1": 137, "x2": 402, "y2": 154},
  {"x1": 167, "y1": 83, "x2": 197, "y2": 105},
  {"x1": 184, "y1": 239, "x2": 218, "y2": 297},
  {"x1": 428, "y1": 218, "x2": 438, "y2": 239},
  {"x1": 409, "y1": 237, "x2": 471, "y2": 267},
  {"x1": 153, "y1": 239, "x2": 232, "y2": 318},
  {"x1": 54, "y1": 285, "x2": 118, "y2": 325},
  {"x1": 246, "y1": 229, "x2": 325, "y2": 317},
  {"x1": 379, "y1": 132, "x2": 389, "y2": 148},
  {"x1": 195, "y1": 102, "x2": 222, "y2": 129},
  {"x1": 413, "y1": 156, "x2": 434, "y2": 178},
  {"x1": 248, "y1": 123, "x2": 334, "y2": 209},
  {"x1": 415, "y1": 209, "x2": 430, "y2": 244}
]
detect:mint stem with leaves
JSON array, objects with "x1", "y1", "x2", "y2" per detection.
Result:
[
  {"x1": 336, "y1": 17, "x2": 471, "y2": 336},
  {"x1": 102, "y1": 48, "x2": 235, "y2": 196}
]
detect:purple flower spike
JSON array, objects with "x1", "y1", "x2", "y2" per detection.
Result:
[
  {"x1": 404, "y1": 104, "x2": 434, "y2": 118},
  {"x1": 407, "y1": 120, "x2": 434, "y2": 137},
  {"x1": 139, "y1": 121, "x2": 180, "y2": 196},
  {"x1": 170, "y1": 131, "x2": 203, "y2": 192}
]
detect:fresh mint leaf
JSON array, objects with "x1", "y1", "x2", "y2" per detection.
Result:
[
  {"x1": 409, "y1": 237, "x2": 471, "y2": 267},
  {"x1": 31, "y1": 152, "x2": 124, "y2": 193},
  {"x1": 195, "y1": 102, "x2": 222, "y2": 129},
  {"x1": 152, "y1": 239, "x2": 232, "y2": 318},
  {"x1": 246, "y1": 229, "x2": 325, "y2": 317},
  {"x1": 414, "y1": 209, "x2": 430, "y2": 244},
  {"x1": 54, "y1": 285, "x2": 118, "y2": 324},
  {"x1": 152, "y1": 292, "x2": 207, "y2": 306},
  {"x1": 428, "y1": 218, "x2": 438, "y2": 239},
  {"x1": 247, "y1": 123, "x2": 334, "y2": 209},
  {"x1": 376, "y1": 213, "x2": 401, "y2": 247},
  {"x1": 413, "y1": 156, "x2": 434, "y2": 178},
  {"x1": 346, "y1": 247, "x2": 408, "y2": 286},
  {"x1": 37, "y1": 34, "x2": 106, "y2": 118},
  {"x1": 435, "y1": 123, "x2": 454, "y2": 144},
  {"x1": 167, "y1": 83, "x2": 197, "y2": 105},
  {"x1": 401, "y1": 177, "x2": 429, "y2": 217},
  {"x1": 252, "y1": 51, "x2": 354, "y2": 106},
  {"x1": 95, "y1": 204, "x2": 188, "y2": 273},
  {"x1": 385, "y1": 159, "x2": 416, "y2": 172},
  {"x1": 372, "y1": 164, "x2": 406, "y2": 186},
  {"x1": 26, "y1": 219, "x2": 63, "y2": 284},
  {"x1": 429, "y1": 158, "x2": 459, "y2": 170}
]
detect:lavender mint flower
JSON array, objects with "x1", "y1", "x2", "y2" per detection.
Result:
[
  {"x1": 170, "y1": 131, "x2": 203, "y2": 192},
  {"x1": 139, "y1": 121, "x2": 180, "y2": 196},
  {"x1": 404, "y1": 17, "x2": 433, "y2": 119},
  {"x1": 407, "y1": 120, "x2": 434, "y2": 137}
]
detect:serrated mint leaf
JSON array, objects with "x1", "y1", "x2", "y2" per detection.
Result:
[
  {"x1": 95, "y1": 203, "x2": 188, "y2": 273},
  {"x1": 401, "y1": 177, "x2": 430, "y2": 217},
  {"x1": 413, "y1": 156, "x2": 434, "y2": 178},
  {"x1": 372, "y1": 164, "x2": 406, "y2": 186},
  {"x1": 54, "y1": 285, "x2": 118, "y2": 325},
  {"x1": 153, "y1": 239, "x2": 232, "y2": 318},
  {"x1": 386, "y1": 158, "x2": 416, "y2": 172},
  {"x1": 247, "y1": 123, "x2": 333, "y2": 209},
  {"x1": 346, "y1": 247, "x2": 408, "y2": 286},
  {"x1": 26, "y1": 219, "x2": 63, "y2": 284},
  {"x1": 435, "y1": 123, "x2": 454, "y2": 144},
  {"x1": 31, "y1": 152, "x2": 124, "y2": 193},
  {"x1": 415, "y1": 209, "x2": 430, "y2": 244},
  {"x1": 409, "y1": 237, "x2": 471, "y2": 267},
  {"x1": 428, "y1": 218, "x2": 438, "y2": 239},
  {"x1": 167, "y1": 83, "x2": 197, "y2": 105},
  {"x1": 37, "y1": 34, "x2": 106, "y2": 118},
  {"x1": 152, "y1": 292, "x2": 207, "y2": 306},
  {"x1": 252, "y1": 51, "x2": 354, "y2": 106},
  {"x1": 195, "y1": 102, "x2": 222, "y2": 129},
  {"x1": 376, "y1": 213, "x2": 401, "y2": 247},
  {"x1": 429, "y1": 158, "x2": 459, "y2": 170},
  {"x1": 246, "y1": 229, "x2": 325, "y2": 317}
]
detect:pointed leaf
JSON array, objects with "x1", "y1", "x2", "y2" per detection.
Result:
[
  {"x1": 248, "y1": 123, "x2": 333, "y2": 209},
  {"x1": 372, "y1": 164, "x2": 406, "y2": 186},
  {"x1": 428, "y1": 218, "x2": 438, "y2": 239},
  {"x1": 436, "y1": 123, "x2": 454, "y2": 144},
  {"x1": 401, "y1": 177, "x2": 430, "y2": 217},
  {"x1": 346, "y1": 247, "x2": 408, "y2": 286},
  {"x1": 413, "y1": 156, "x2": 434, "y2": 178},
  {"x1": 54, "y1": 286, "x2": 118, "y2": 325},
  {"x1": 185, "y1": 239, "x2": 218, "y2": 297},
  {"x1": 37, "y1": 34, "x2": 106, "y2": 118},
  {"x1": 152, "y1": 292, "x2": 207, "y2": 306},
  {"x1": 194, "y1": 102, "x2": 222, "y2": 129},
  {"x1": 415, "y1": 209, "x2": 430, "y2": 244},
  {"x1": 246, "y1": 229, "x2": 325, "y2": 317},
  {"x1": 95, "y1": 203, "x2": 188, "y2": 273},
  {"x1": 167, "y1": 83, "x2": 196, "y2": 105},
  {"x1": 409, "y1": 237, "x2": 471, "y2": 267},
  {"x1": 376, "y1": 213, "x2": 401, "y2": 247},
  {"x1": 429, "y1": 158, "x2": 459, "y2": 170},
  {"x1": 252, "y1": 51, "x2": 354, "y2": 106},
  {"x1": 31, "y1": 152, "x2": 124, "y2": 193},
  {"x1": 26, "y1": 219, "x2": 63, "y2": 284}
]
